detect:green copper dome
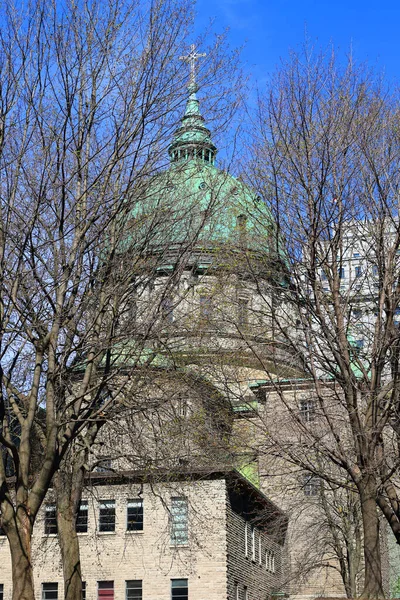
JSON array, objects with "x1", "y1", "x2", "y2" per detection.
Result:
[{"x1": 124, "y1": 80, "x2": 282, "y2": 274}]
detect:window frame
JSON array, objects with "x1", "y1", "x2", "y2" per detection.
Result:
[
  {"x1": 42, "y1": 582, "x2": 58, "y2": 600},
  {"x1": 126, "y1": 580, "x2": 142, "y2": 600},
  {"x1": 127, "y1": 499, "x2": 144, "y2": 532},
  {"x1": 76, "y1": 501, "x2": 88, "y2": 534},
  {"x1": 99, "y1": 500, "x2": 116, "y2": 533},
  {"x1": 44, "y1": 504, "x2": 57, "y2": 536},
  {"x1": 171, "y1": 579, "x2": 188, "y2": 600},
  {"x1": 98, "y1": 581, "x2": 114, "y2": 599},
  {"x1": 170, "y1": 497, "x2": 188, "y2": 546}
]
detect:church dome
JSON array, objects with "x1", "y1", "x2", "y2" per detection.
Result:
[{"x1": 124, "y1": 62, "x2": 282, "y2": 276}]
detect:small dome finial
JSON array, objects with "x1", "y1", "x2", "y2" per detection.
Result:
[{"x1": 179, "y1": 44, "x2": 206, "y2": 89}]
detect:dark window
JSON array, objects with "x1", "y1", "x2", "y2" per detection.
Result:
[
  {"x1": 299, "y1": 399, "x2": 315, "y2": 423},
  {"x1": 353, "y1": 252, "x2": 360, "y2": 258},
  {"x1": 82, "y1": 582, "x2": 86, "y2": 600},
  {"x1": 96, "y1": 457, "x2": 112, "y2": 473},
  {"x1": 99, "y1": 500, "x2": 115, "y2": 533},
  {"x1": 199, "y1": 295, "x2": 213, "y2": 320},
  {"x1": 372, "y1": 265, "x2": 379, "y2": 277},
  {"x1": 0, "y1": 584, "x2": 3, "y2": 600},
  {"x1": 321, "y1": 270, "x2": 327, "y2": 281},
  {"x1": 98, "y1": 581, "x2": 114, "y2": 599},
  {"x1": 353, "y1": 309, "x2": 362, "y2": 319},
  {"x1": 238, "y1": 298, "x2": 249, "y2": 327},
  {"x1": 171, "y1": 579, "x2": 188, "y2": 600},
  {"x1": 127, "y1": 499, "x2": 143, "y2": 531},
  {"x1": 354, "y1": 266, "x2": 362, "y2": 278},
  {"x1": 161, "y1": 298, "x2": 174, "y2": 323},
  {"x1": 126, "y1": 580, "x2": 142, "y2": 600},
  {"x1": 45, "y1": 504, "x2": 57, "y2": 535},
  {"x1": 354, "y1": 339, "x2": 364, "y2": 354},
  {"x1": 42, "y1": 583, "x2": 58, "y2": 600},
  {"x1": 338, "y1": 267, "x2": 345, "y2": 279},
  {"x1": 170, "y1": 497, "x2": 188, "y2": 545},
  {"x1": 76, "y1": 502, "x2": 88, "y2": 533},
  {"x1": 303, "y1": 474, "x2": 320, "y2": 496}
]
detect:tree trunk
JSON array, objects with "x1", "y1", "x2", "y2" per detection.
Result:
[
  {"x1": 55, "y1": 478, "x2": 82, "y2": 600},
  {"x1": 359, "y1": 478, "x2": 384, "y2": 598},
  {"x1": 7, "y1": 514, "x2": 35, "y2": 600}
]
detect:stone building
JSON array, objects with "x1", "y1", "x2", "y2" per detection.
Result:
[{"x1": 0, "y1": 470, "x2": 287, "y2": 600}]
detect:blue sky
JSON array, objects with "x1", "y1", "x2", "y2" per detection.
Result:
[{"x1": 195, "y1": 0, "x2": 400, "y2": 86}]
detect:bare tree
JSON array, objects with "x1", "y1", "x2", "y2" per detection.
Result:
[
  {"x1": 0, "y1": 0, "x2": 245, "y2": 597},
  {"x1": 241, "y1": 45, "x2": 400, "y2": 597}
]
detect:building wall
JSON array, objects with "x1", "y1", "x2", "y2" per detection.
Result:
[
  {"x1": 226, "y1": 491, "x2": 283, "y2": 600},
  {"x1": 0, "y1": 478, "x2": 228, "y2": 600}
]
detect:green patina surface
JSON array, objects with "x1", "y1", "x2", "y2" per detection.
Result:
[{"x1": 123, "y1": 82, "x2": 280, "y2": 257}]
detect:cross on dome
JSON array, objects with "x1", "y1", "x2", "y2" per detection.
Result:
[{"x1": 179, "y1": 44, "x2": 206, "y2": 86}]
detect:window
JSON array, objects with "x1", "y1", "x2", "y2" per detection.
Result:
[
  {"x1": 82, "y1": 582, "x2": 86, "y2": 600},
  {"x1": 199, "y1": 295, "x2": 213, "y2": 320},
  {"x1": 338, "y1": 267, "x2": 345, "y2": 279},
  {"x1": 321, "y1": 270, "x2": 327, "y2": 281},
  {"x1": 354, "y1": 339, "x2": 364, "y2": 354},
  {"x1": 372, "y1": 265, "x2": 379, "y2": 277},
  {"x1": 299, "y1": 399, "x2": 315, "y2": 423},
  {"x1": 244, "y1": 521, "x2": 248, "y2": 557},
  {"x1": 126, "y1": 580, "x2": 142, "y2": 600},
  {"x1": 127, "y1": 499, "x2": 143, "y2": 531},
  {"x1": 244, "y1": 586, "x2": 248, "y2": 600},
  {"x1": 0, "y1": 584, "x2": 3, "y2": 600},
  {"x1": 353, "y1": 309, "x2": 362, "y2": 319},
  {"x1": 96, "y1": 457, "x2": 112, "y2": 473},
  {"x1": 266, "y1": 550, "x2": 276, "y2": 573},
  {"x1": 44, "y1": 504, "x2": 57, "y2": 535},
  {"x1": 170, "y1": 497, "x2": 188, "y2": 545},
  {"x1": 98, "y1": 581, "x2": 114, "y2": 599},
  {"x1": 99, "y1": 500, "x2": 115, "y2": 533},
  {"x1": 353, "y1": 252, "x2": 360, "y2": 258},
  {"x1": 259, "y1": 534, "x2": 262, "y2": 565},
  {"x1": 238, "y1": 298, "x2": 249, "y2": 327},
  {"x1": 171, "y1": 579, "x2": 188, "y2": 600},
  {"x1": 303, "y1": 474, "x2": 320, "y2": 497},
  {"x1": 235, "y1": 583, "x2": 239, "y2": 600},
  {"x1": 354, "y1": 265, "x2": 362, "y2": 278},
  {"x1": 76, "y1": 502, "x2": 88, "y2": 533},
  {"x1": 42, "y1": 583, "x2": 58, "y2": 600},
  {"x1": 251, "y1": 525, "x2": 256, "y2": 561},
  {"x1": 161, "y1": 298, "x2": 174, "y2": 323}
]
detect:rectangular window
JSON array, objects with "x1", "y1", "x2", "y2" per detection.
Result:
[
  {"x1": 251, "y1": 525, "x2": 256, "y2": 561},
  {"x1": 321, "y1": 270, "x2": 327, "y2": 281},
  {"x1": 98, "y1": 581, "x2": 114, "y2": 599},
  {"x1": 96, "y1": 457, "x2": 112, "y2": 473},
  {"x1": 235, "y1": 583, "x2": 239, "y2": 600},
  {"x1": 354, "y1": 265, "x2": 362, "y2": 278},
  {"x1": 42, "y1": 583, "x2": 58, "y2": 600},
  {"x1": 99, "y1": 500, "x2": 115, "y2": 533},
  {"x1": 126, "y1": 580, "x2": 142, "y2": 600},
  {"x1": 161, "y1": 298, "x2": 174, "y2": 323},
  {"x1": 170, "y1": 497, "x2": 188, "y2": 545},
  {"x1": 372, "y1": 265, "x2": 379, "y2": 277},
  {"x1": 76, "y1": 502, "x2": 88, "y2": 533},
  {"x1": 44, "y1": 504, "x2": 57, "y2": 535},
  {"x1": 0, "y1": 584, "x2": 3, "y2": 600},
  {"x1": 259, "y1": 534, "x2": 262, "y2": 565},
  {"x1": 238, "y1": 298, "x2": 249, "y2": 327},
  {"x1": 127, "y1": 499, "x2": 143, "y2": 531},
  {"x1": 82, "y1": 582, "x2": 86, "y2": 600},
  {"x1": 299, "y1": 399, "x2": 315, "y2": 423},
  {"x1": 338, "y1": 267, "x2": 345, "y2": 279},
  {"x1": 303, "y1": 474, "x2": 320, "y2": 496},
  {"x1": 353, "y1": 252, "x2": 360, "y2": 258},
  {"x1": 171, "y1": 579, "x2": 188, "y2": 600},
  {"x1": 199, "y1": 295, "x2": 213, "y2": 320},
  {"x1": 244, "y1": 586, "x2": 248, "y2": 600},
  {"x1": 0, "y1": 510, "x2": 5, "y2": 536},
  {"x1": 244, "y1": 522, "x2": 248, "y2": 557}
]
